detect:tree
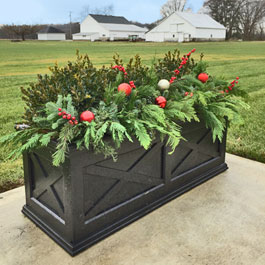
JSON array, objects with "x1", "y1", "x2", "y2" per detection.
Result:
[
  {"x1": 2, "y1": 24, "x2": 41, "y2": 41},
  {"x1": 239, "y1": 0, "x2": 265, "y2": 40},
  {"x1": 160, "y1": 0, "x2": 188, "y2": 17},
  {"x1": 203, "y1": 0, "x2": 243, "y2": 39},
  {"x1": 79, "y1": 4, "x2": 114, "y2": 21}
]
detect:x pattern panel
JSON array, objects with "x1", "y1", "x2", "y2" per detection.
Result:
[
  {"x1": 30, "y1": 152, "x2": 65, "y2": 219},
  {"x1": 169, "y1": 129, "x2": 220, "y2": 178},
  {"x1": 83, "y1": 142, "x2": 165, "y2": 218}
]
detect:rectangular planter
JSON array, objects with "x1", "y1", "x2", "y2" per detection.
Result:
[{"x1": 22, "y1": 120, "x2": 228, "y2": 256}]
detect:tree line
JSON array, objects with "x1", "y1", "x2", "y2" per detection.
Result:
[{"x1": 1, "y1": 0, "x2": 265, "y2": 41}]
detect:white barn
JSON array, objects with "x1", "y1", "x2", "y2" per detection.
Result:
[
  {"x1": 38, "y1": 26, "x2": 66, "y2": 41},
  {"x1": 146, "y1": 12, "x2": 226, "y2": 42},
  {"x1": 73, "y1": 14, "x2": 147, "y2": 41}
]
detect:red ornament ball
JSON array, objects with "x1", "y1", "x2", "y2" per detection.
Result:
[
  {"x1": 155, "y1": 96, "x2": 167, "y2": 108},
  {"x1": 198, "y1": 73, "x2": 209, "y2": 83},
  {"x1": 80, "y1": 111, "x2": 95, "y2": 123},
  {"x1": 118, "y1": 83, "x2": 132, "y2": 96}
]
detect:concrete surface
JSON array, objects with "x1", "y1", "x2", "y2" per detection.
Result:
[{"x1": 0, "y1": 153, "x2": 265, "y2": 265}]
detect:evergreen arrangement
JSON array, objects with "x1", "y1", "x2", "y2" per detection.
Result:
[{"x1": 1, "y1": 49, "x2": 249, "y2": 166}]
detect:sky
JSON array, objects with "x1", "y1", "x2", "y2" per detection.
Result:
[{"x1": 0, "y1": 0, "x2": 204, "y2": 25}]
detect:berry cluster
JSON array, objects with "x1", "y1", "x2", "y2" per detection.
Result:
[
  {"x1": 58, "y1": 108, "x2": 78, "y2": 125},
  {"x1": 169, "y1": 76, "x2": 176, "y2": 84},
  {"x1": 169, "y1": 48, "x2": 196, "y2": 86},
  {"x1": 129, "y1": 81, "x2": 136, "y2": 88},
  {"x1": 112, "y1": 65, "x2": 128, "y2": 76},
  {"x1": 220, "y1": 77, "x2": 239, "y2": 94},
  {"x1": 184, "y1": 92, "x2": 194, "y2": 97},
  {"x1": 178, "y1": 48, "x2": 196, "y2": 71}
]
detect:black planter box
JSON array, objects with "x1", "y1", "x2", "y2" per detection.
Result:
[{"x1": 22, "y1": 121, "x2": 228, "y2": 256}]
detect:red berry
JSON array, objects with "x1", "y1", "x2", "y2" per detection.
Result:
[
  {"x1": 236, "y1": 81, "x2": 238, "y2": 84},
  {"x1": 225, "y1": 89, "x2": 229, "y2": 93},
  {"x1": 72, "y1": 116, "x2": 76, "y2": 120},
  {"x1": 69, "y1": 120, "x2": 74, "y2": 125},
  {"x1": 184, "y1": 92, "x2": 189, "y2": 96},
  {"x1": 118, "y1": 83, "x2": 132, "y2": 96},
  {"x1": 190, "y1": 92, "x2": 194, "y2": 97},
  {"x1": 62, "y1": 111, "x2": 66, "y2": 115},
  {"x1": 155, "y1": 96, "x2": 167, "y2": 109},
  {"x1": 228, "y1": 86, "x2": 232, "y2": 90},
  {"x1": 58, "y1": 108, "x2": 62, "y2": 111},
  {"x1": 236, "y1": 77, "x2": 239, "y2": 80},
  {"x1": 198, "y1": 73, "x2": 209, "y2": 83},
  {"x1": 58, "y1": 112, "x2": 62, "y2": 116},
  {"x1": 74, "y1": 121, "x2": 78, "y2": 125},
  {"x1": 220, "y1": 91, "x2": 225, "y2": 94},
  {"x1": 67, "y1": 114, "x2": 71, "y2": 120},
  {"x1": 80, "y1": 111, "x2": 95, "y2": 122},
  {"x1": 63, "y1": 115, "x2": 67, "y2": 119}
]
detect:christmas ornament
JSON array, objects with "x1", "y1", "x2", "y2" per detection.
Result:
[
  {"x1": 118, "y1": 83, "x2": 132, "y2": 96},
  {"x1": 80, "y1": 111, "x2": 95, "y2": 122},
  {"x1": 158, "y1": 79, "x2": 170, "y2": 90},
  {"x1": 198, "y1": 73, "x2": 209, "y2": 83},
  {"x1": 156, "y1": 96, "x2": 167, "y2": 108}
]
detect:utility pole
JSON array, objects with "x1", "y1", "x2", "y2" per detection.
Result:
[{"x1": 69, "y1": 11, "x2": 72, "y2": 39}]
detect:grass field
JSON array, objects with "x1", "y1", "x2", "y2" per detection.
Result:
[{"x1": 0, "y1": 40, "x2": 265, "y2": 192}]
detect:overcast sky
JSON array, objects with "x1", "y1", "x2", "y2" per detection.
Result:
[{"x1": 0, "y1": 0, "x2": 204, "y2": 25}]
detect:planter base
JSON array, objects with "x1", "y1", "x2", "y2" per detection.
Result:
[{"x1": 22, "y1": 162, "x2": 227, "y2": 256}]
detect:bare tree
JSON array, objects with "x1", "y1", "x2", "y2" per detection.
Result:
[
  {"x1": 203, "y1": 0, "x2": 244, "y2": 39},
  {"x1": 79, "y1": 5, "x2": 90, "y2": 21},
  {"x1": 2, "y1": 24, "x2": 41, "y2": 41},
  {"x1": 239, "y1": 0, "x2": 265, "y2": 40},
  {"x1": 160, "y1": 0, "x2": 188, "y2": 17},
  {"x1": 93, "y1": 4, "x2": 114, "y2": 15},
  {"x1": 79, "y1": 4, "x2": 114, "y2": 21}
]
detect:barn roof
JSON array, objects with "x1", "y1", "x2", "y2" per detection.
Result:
[
  {"x1": 102, "y1": 23, "x2": 147, "y2": 32},
  {"x1": 176, "y1": 12, "x2": 225, "y2": 29},
  {"x1": 90, "y1": 14, "x2": 131, "y2": 25},
  {"x1": 38, "y1": 26, "x2": 65, "y2": 34}
]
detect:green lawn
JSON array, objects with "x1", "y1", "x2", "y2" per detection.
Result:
[{"x1": 0, "y1": 40, "x2": 265, "y2": 192}]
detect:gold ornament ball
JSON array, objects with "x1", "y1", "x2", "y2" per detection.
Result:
[{"x1": 158, "y1": 79, "x2": 170, "y2": 90}]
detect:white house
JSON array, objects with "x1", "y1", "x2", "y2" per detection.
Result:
[
  {"x1": 38, "y1": 26, "x2": 66, "y2": 41},
  {"x1": 73, "y1": 14, "x2": 147, "y2": 41},
  {"x1": 146, "y1": 12, "x2": 226, "y2": 42}
]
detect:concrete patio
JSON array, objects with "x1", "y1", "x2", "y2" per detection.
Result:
[{"x1": 0, "y1": 153, "x2": 265, "y2": 265}]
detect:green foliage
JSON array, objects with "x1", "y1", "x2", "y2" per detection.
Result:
[{"x1": 1, "y1": 48, "x2": 249, "y2": 167}]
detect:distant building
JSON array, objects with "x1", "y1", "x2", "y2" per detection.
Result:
[
  {"x1": 146, "y1": 12, "x2": 226, "y2": 42},
  {"x1": 73, "y1": 14, "x2": 147, "y2": 41},
  {"x1": 37, "y1": 26, "x2": 66, "y2": 41}
]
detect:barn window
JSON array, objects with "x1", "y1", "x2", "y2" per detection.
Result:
[
  {"x1": 211, "y1": 34, "x2": 213, "y2": 38},
  {"x1": 103, "y1": 34, "x2": 106, "y2": 37},
  {"x1": 173, "y1": 34, "x2": 175, "y2": 38}
]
